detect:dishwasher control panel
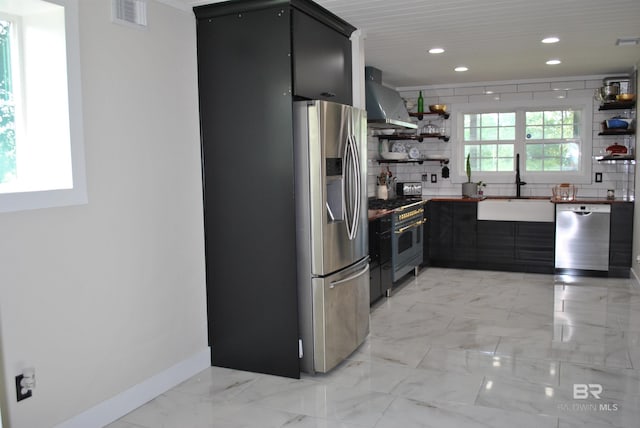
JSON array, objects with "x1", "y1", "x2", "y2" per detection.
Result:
[{"x1": 556, "y1": 204, "x2": 611, "y2": 214}]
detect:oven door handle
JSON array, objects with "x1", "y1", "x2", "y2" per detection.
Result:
[
  {"x1": 394, "y1": 218, "x2": 427, "y2": 234},
  {"x1": 330, "y1": 263, "x2": 369, "y2": 288}
]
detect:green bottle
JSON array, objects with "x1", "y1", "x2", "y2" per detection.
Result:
[{"x1": 417, "y1": 90, "x2": 424, "y2": 113}]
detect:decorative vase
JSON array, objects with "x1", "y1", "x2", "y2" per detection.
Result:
[
  {"x1": 377, "y1": 185, "x2": 388, "y2": 200},
  {"x1": 461, "y1": 182, "x2": 477, "y2": 198}
]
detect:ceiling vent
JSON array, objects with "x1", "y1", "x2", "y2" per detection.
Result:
[
  {"x1": 112, "y1": 0, "x2": 148, "y2": 29},
  {"x1": 615, "y1": 37, "x2": 640, "y2": 46}
]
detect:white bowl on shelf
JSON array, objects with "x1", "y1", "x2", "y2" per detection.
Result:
[
  {"x1": 381, "y1": 152, "x2": 408, "y2": 160},
  {"x1": 378, "y1": 129, "x2": 396, "y2": 135}
]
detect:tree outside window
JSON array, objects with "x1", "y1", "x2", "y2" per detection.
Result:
[{"x1": 0, "y1": 19, "x2": 15, "y2": 184}]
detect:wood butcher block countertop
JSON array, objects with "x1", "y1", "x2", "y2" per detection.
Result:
[
  {"x1": 426, "y1": 196, "x2": 633, "y2": 204},
  {"x1": 369, "y1": 196, "x2": 633, "y2": 220},
  {"x1": 368, "y1": 209, "x2": 394, "y2": 221}
]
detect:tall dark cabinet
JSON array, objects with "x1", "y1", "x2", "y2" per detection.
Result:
[{"x1": 193, "y1": 0, "x2": 355, "y2": 379}]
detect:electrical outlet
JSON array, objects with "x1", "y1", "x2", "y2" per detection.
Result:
[
  {"x1": 15, "y1": 374, "x2": 32, "y2": 401},
  {"x1": 595, "y1": 172, "x2": 602, "y2": 183},
  {"x1": 421, "y1": 174, "x2": 429, "y2": 181},
  {"x1": 431, "y1": 174, "x2": 437, "y2": 183}
]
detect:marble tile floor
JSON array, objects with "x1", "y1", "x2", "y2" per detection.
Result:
[{"x1": 108, "y1": 268, "x2": 640, "y2": 428}]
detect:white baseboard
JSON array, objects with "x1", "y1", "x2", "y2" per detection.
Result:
[{"x1": 54, "y1": 348, "x2": 211, "y2": 428}]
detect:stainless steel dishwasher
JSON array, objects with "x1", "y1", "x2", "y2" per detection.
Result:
[{"x1": 555, "y1": 204, "x2": 611, "y2": 271}]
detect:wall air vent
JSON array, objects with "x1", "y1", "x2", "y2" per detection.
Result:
[{"x1": 112, "y1": 0, "x2": 148, "y2": 29}]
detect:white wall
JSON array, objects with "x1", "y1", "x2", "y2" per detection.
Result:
[{"x1": 0, "y1": 1, "x2": 208, "y2": 427}]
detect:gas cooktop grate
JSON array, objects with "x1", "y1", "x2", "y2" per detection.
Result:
[{"x1": 368, "y1": 198, "x2": 422, "y2": 210}]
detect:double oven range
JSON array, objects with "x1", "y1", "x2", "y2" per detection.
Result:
[{"x1": 369, "y1": 198, "x2": 426, "y2": 285}]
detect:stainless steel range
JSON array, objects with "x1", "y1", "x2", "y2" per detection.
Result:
[
  {"x1": 369, "y1": 198, "x2": 425, "y2": 282},
  {"x1": 391, "y1": 201, "x2": 425, "y2": 281}
]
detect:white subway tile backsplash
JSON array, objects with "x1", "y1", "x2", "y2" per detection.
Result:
[
  {"x1": 498, "y1": 92, "x2": 533, "y2": 102},
  {"x1": 517, "y1": 82, "x2": 551, "y2": 92},
  {"x1": 368, "y1": 76, "x2": 635, "y2": 199},
  {"x1": 567, "y1": 88, "x2": 598, "y2": 99},
  {"x1": 469, "y1": 94, "x2": 502, "y2": 103},
  {"x1": 550, "y1": 81, "x2": 585, "y2": 91},
  {"x1": 485, "y1": 84, "x2": 517, "y2": 93},
  {"x1": 422, "y1": 88, "x2": 455, "y2": 97},
  {"x1": 454, "y1": 86, "x2": 486, "y2": 96},
  {"x1": 533, "y1": 90, "x2": 567, "y2": 100},
  {"x1": 438, "y1": 95, "x2": 470, "y2": 104},
  {"x1": 585, "y1": 79, "x2": 602, "y2": 89}
]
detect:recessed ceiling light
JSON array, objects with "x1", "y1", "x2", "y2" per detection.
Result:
[
  {"x1": 485, "y1": 90, "x2": 494, "y2": 94},
  {"x1": 546, "y1": 59, "x2": 561, "y2": 65},
  {"x1": 454, "y1": 66, "x2": 469, "y2": 72},
  {"x1": 542, "y1": 37, "x2": 560, "y2": 44},
  {"x1": 429, "y1": 47, "x2": 445, "y2": 54}
]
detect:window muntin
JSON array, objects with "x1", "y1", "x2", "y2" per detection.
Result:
[
  {"x1": 461, "y1": 106, "x2": 585, "y2": 176},
  {"x1": 464, "y1": 143, "x2": 514, "y2": 172},
  {"x1": 524, "y1": 109, "x2": 581, "y2": 172},
  {"x1": 464, "y1": 112, "x2": 515, "y2": 141}
]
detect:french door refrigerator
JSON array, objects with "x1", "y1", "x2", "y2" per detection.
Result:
[{"x1": 294, "y1": 100, "x2": 370, "y2": 374}]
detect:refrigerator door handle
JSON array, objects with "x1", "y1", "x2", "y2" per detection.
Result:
[
  {"x1": 341, "y1": 135, "x2": 352, "y2": 239},
  {"x1": 348, "y1": 133, "x2": 360, "y2": 240},
  {"x1": 342, "y1": 133, "x2": 359, "y2": 241},
  {"x1": 329, "y1": 263, "x2": 369, "y2": 288}
]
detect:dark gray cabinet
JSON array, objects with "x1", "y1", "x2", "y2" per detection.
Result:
[
  {"x1": 368, "y1": 214, "x2": 392, "y2": 304},
  {"x1": 428, "y1": 201, "x2": 476, "y2": 268},
  {"x1": 516, "y1": 222, "x2": 554, "y2": 269},
  {"x1": 194, "y1": 0, "x2": 355, "y2": 379},
  {"x1": 477, "y1": 221, "x2": 515, "y2": 267},
  {"x1": 429, "y1": 201, "x2": 553, "y2": 273},
  {"x1": 292, "y1": 10, "x2": 352, "y2": 105},
  {"x1": 609, "y1": 203, "x2": 634, "y2": 277},
  {"x1": 428, "y1": 200, "x2": 633, "y2": 277},
  {"x1": 477, "y1": 221, "x2": 554, "y2": 273}
]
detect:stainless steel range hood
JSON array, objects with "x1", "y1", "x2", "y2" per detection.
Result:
[{"x1": 365, "y1": 66, "x2": 417, "y2": 130}]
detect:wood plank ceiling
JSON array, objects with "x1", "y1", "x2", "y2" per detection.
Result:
[{"x1": 187, "y1": 0, "x2": 640, "y2": 88}]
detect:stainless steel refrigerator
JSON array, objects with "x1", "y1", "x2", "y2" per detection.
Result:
[{"x1": 294, "y1": 100, "x2": 370, "y2": 374}]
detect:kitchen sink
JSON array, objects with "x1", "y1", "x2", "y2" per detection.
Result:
[{"x1": 477, "y1": 197, "x2": 555, "y2": 222}]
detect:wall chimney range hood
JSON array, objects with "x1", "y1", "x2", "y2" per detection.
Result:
[{"x1": 365, "y1": 66, "x2": 417, "y2": 130}]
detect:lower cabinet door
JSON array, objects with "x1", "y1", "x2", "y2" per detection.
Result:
[
  {"x1": 369, "y1": 262, "x2": 382, "y2": 304},
  {"x1": 312, "y1": 259, "x2": 370, "y2": 372}
]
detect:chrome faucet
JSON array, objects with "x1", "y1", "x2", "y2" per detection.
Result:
[{"x1": 516, "y1": 153, "x2": 527, "y2": 198}]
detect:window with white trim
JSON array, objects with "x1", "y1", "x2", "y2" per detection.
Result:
[
  {"x1": 0, "y1": 0, "x2": 86, "y2": 213},
  {"x1": 457, "y1": 100, "x2": 592, "y2": 184}
]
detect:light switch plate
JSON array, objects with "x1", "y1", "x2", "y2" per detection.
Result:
[{"x1": 595, "y1": 172, "x2": 602, "y2": 183}]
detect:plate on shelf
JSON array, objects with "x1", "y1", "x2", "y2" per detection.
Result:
[
  {"x1": 408, "y1": 147, "x2": 420, "y2": 159},
  {"x1": 381, "y1": 152, "x2": 408, "y2": 160},
  {"x1": 424, "y1": 154, "x2": 447, "y2": 160},
  {"x1": 391, "y1": 142, "x2": 406, "y2": 153}
]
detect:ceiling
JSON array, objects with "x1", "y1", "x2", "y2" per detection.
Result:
[{"x1": 186, "y1": 0, "x2": 640, "y2": 88}]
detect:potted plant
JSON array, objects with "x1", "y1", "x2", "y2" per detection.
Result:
[
  {"x1": 476, "y1": 180, "x2": 487, "y2": 197},
  {"x1": 462, "y1": 154, "x2": 477, "y2": 197}
]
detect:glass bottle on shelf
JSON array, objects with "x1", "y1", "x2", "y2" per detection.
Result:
[{"x1": 417, "y1": 90, "x2": 424, "y2": 113}]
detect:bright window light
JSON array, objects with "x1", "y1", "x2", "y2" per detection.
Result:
[{"x1": 0, "y1": 0, "x2": 86, "y2": 213}]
